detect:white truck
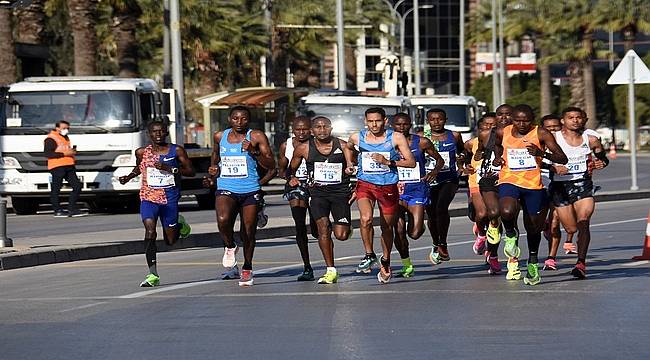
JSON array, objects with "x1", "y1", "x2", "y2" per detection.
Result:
[
  {"x1": 409, "y1": 95, "x2": 484, "y2": 141},
  {"x1": 0, "y1": 76, "x2": 213, "y2": 215},
  {"x1": 298, "y1": 91, "x2": 409, "y2": 140}
]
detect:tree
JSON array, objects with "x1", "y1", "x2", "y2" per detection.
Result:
[
  {"x1": 109, "y1": 0, "x2": 142, "y2": 77},
  {"x1": 67, "y1": 0, "x2": 98, "y2": 75},
  {"x1": 595, "y1": 0, "x2": 650, "y2": 53},
  {"x1": 15, "y1": 0, "x2": 46, "y2": 45},
  {"x1": 0, "y1": 9, "x2": 17, "y2": 85}
]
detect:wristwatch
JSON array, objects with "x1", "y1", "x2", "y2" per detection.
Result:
[{"x1": 171, "y1": 167, "x2": 179, "y2": 174}]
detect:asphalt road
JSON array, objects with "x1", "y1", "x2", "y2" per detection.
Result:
[{"x1": 1, "y1": 199, "x2": 649, "y2": 359}]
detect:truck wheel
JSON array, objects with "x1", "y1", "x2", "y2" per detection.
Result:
[
  {"x1": 196, "y1": 193, "x2": 215, "y2": 210},
  {"x1": 11, "y1": 197, "x2": 39, "y2": 215}
]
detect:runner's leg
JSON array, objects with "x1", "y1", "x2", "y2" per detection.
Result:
[
  {"x1": 239, "y1": 203, "x2": 259, "y2": 271},
  {"x1": 289, "y1": 198, "x2": 311, "y2": 270}
]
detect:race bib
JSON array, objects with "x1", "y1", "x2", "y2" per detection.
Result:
[
  {"x1": 507, "y1": 149, "x2": 537, "y2": 171},
  {"x1": 314, "y1": 162, "x2": 342, "y2": 184},
  {"x1": 398, "y1": 163, "x2": 421, "y2": 183},
  {"x1": 220, "y1": 156, "x2": 248, "y2": 178},
  {"x1": 425, "y1": 151, "x2": 451, "y2": 172},
  {"x1": 361, "y1": 152, "x2": 390, "y2": 173},
  {"x1": 146, "y1": 167, "x2": 175, "y2": 188},
  {"x1": 565, "y1": 155, "x2": 587, "y2": 174},
  {"x1": 296, "y1": 160, "x2": 308, "y2": 180}
]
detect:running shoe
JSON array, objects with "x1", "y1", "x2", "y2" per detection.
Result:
[
  {"x1": 377, "y1": 265, "x2": 392, "y2": 284},
  {"x1": 356, "y1": 254, "x2": 378, "y2": 273},
  {"x1": 257, "y1": 208, "x2": 268, "y2": 228},
  {"x1": 68, "y1": 210, "x2": 89, "y2": 217},
  {"x1": 487, "y1": 257, "x2": 501, "y2": 275},
  {"x1": 472, "y1": 235, "x2": 487, "y2": 255},
  {"x1": 429, "y1": 246, "x2": 442, "y2": 265},
  {"x1": 53, "y1": 210, "x2": 68, "y2": 218},
  {"x1": 571, "y1": 262, "x2": 587, "y2": 279},
  {"x1": 140, "y1": 273, "x2": 160, "y2": 287},
  {"x1": 222, "y1": 245, "x2": 238, "y2": 268},
  {"x1": 503, "y1": 230, "x2": 521, "y2": 259},
  {"x1": 297, "y1": 268, "x2": 315, "y2": 281},
  {"x1": 505, "y1": 258, "x2": 521, "y2": 280},
  {"x1": 398, "y1": 264, "x2": 415, "y2": 278},
  {"x1": 221, "y1": 264, "x2": 239, "y2": 280},
  {"x1": 486, "y1": 224, "x2": 501, "y2": 245},
  {"x1": 317, "y1": 269, "x2": 339, "y2": 284},
  {"x1": 238, "y1": 269, "x2": 254, "y2": 286},
  {"x1": 563, "y1": 242, "x2": 577, "y2": 255},
  {"x1": 543, "y1": 258, "x2": 557, "y2": 271},
  {"x1": 179, "y1": 214, "x2": 191, "y2": 239},
  {"x1": 523, "y1": 262, "x2": 541, "y2": 286}
]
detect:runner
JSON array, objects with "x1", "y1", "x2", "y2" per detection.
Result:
[
  {"x1": 288, "y1": 116, "x2": 355, "y2": 284},
  {"x1": 420, "y1": 108, "x2": 465, "y2": 266},
  {"x1": 463, "y1": 112, "x2": 502, "y2": 274},
  {"x1": 548, "y1": 107, "x2": 609, "y2": 278},
  {"x1": 391, "y1": 113, "x2": 444, "y2": 278},
  {"x1": 209, "y1": 105, "x2": 275, "y2": 287},
  {"x1": 495, "y1": 104, "x2": 514, "y2": 127},
  {"x1": 495, "y1": 104, "x2": 567, "y2": 285},
  {"x1": 278, "y1": 116, "x2": 318, "y2": 281},
  {"x1": 347, "y1": 107, "x2": 415, "y2": 284},
  {"x1": 118, "y1": 121, "x2": 194, "y2": 287}
]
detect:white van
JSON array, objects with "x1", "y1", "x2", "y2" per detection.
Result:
[{"x1": 409, "y1": 95, "x2": 483, "y2": 141}]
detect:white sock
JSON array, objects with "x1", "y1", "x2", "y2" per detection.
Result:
[{"x1": 327, "y1": 267, "x2": 337, "y2": 273}]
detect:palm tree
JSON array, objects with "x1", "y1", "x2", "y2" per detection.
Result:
[
  {"x1": 0, "y1": 8, "x2": 17, "y2": 85},
  {"x1": 15, "y1": 0, "x2": 46, "y2": 45},
  {"x1": 595, "y1": 0, "x2": 650, "y2": 53},
  {"x1": 67, "y1": 0, "x2": 98, "y2": 75},
  {"x1": 109, "y1": 0, "x2": 142, "y2": 77}
]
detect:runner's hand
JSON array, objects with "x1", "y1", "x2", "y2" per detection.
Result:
[
  {"x1": 118, "y1": 175, "x2": 130, "y2": 185},
  {"x1": 208, "y1": 165, "x2": 219, "y2": 177},
  {"x1": 463, "y1": 164, "x2": 476, "y2": 175},
  {"x1": 345, "y1": 166, "x2": 357, "y2": 175},
  {"x1": 202, "y1": 176, "x2": 214, "y2": 188},
  {"x1": 525, "y1": 143, "x2": 544, "y2": 157},
  {"x1": 241, "y1": 139, "x2": 259, "y2": 156},
  {"x1": 371, "y1": 153, "x2": 389, "y2": 165},
  {"x1": 422, "y1": 170, "x2": 439, "y2": 183},
  {"x1": 553, "y1": 165, "x2": 568, "y2": 175},
  {"x1": 348, "y1": 191, "x2": 357, "y2": 204},
  {"x1": 288, "y1": 176, "x2": 300, "y2": 187},
  {"x1": 493, "y1": 157, "x2": 503, "y2": 167},
  {"x1": 593, "y1": 159, "x2": 606, "y2": 170}
]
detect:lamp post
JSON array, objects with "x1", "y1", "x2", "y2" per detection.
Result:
[
  {"x1": 336, "y1": 0, "x2": 346, "y2": 90},
  {"x1": 398, "y1": 4, "x2": 434, "y2": 95}
]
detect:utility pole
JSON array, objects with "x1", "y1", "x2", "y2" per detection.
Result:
[
  {"x1": 170, "y1": 0, "x2": 184, "y2": 113},
  {"x1": 459, "y1": 0, "x2": 465, "y2": 95},
  {"x1": 498, "y1": 0, "x2": 506, "y2": 103},
  {"x1": 491, "y1": 0, "x2": 500, "y2": 108},
  {"x1": 413, "y1": 0, "x2": 421, "y2": 95},
  {"x1": 162, "y1": 0, "x2": 171, "y2": 87},
  {"x1": 336, "y1": 0, "x2": 346, "y2": 90}
]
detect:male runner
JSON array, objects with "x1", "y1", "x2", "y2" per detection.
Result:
[
  {"x1": 495, "y1": 104, "x2": 514, "y2": 127},
  {"x1": 209, "y1": 106, "x2": 275, "y2": 287},
  {"x1": 119, "y1": 121, "x2": 194, "y2": 287},
  {"x1": 495, "y1": 104, "x2": 567, "y2": 285},
  {"x1": 278, "y1": 116, "x2": 318, "y2": 281},
  {"x1": 391, "y1": 113, "x2": 444, "y2": 278},
  {"x1": 288, "y1": 116, "x2": 355, "y2": 284},
  {"x1": 347, "y1": 107, "x2": 415, "y2": 284},
  {"x1": 549, "y1": 107, "x2": 608, "y2": 278},
  {"x1": 420, "y1": 108, "x2": 465, "y2": 265}
]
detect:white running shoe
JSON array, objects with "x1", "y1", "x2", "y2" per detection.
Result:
[{"x1": 222, "y1": 245, "x2": 238, "y2": 268}]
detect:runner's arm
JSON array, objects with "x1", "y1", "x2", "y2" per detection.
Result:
[
  {"x1": 421, "y1": 137, "x2": 444, "y2": 181},
  {"x1": 287, "y1": 143, "x2": 308, "y2": 186},
  {"x1": 590, "y1": 135, "x2": 609, "y2": 169},
  {"x1": 393, "y1": 132, "x2": 415, "y2": 168},
  {"x1": 277, "y1": 141, "x2": 289, "y2": 179},
  {"x1": 251, "y1": 130, "x2": 276, "y2": 170},
  {"x1": 175, "y1": 146, "x2": 196, "y2": 177},
  {"x1": 209, "y1": 131, "x2": 223, "y2": 177},
  {"x1": 118, "y1": 147, "x2": 145, "y2": 184},
  {"x1": 538, "y1": 127, "x2": 568, "y2": 164},
  {"x1": 259, "y1": 167, "x2": 277, "y2": 185}
]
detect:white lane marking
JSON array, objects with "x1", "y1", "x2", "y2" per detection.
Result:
[
  {"x1": 622, "y1": 260, "x2": 650, "y2": 267},
  {"x1": 59, "y1": 302, "x2": 107, "y2": 313},
  {"x1": 115, "y1": 217, "x2": 648, "y2": 299}
]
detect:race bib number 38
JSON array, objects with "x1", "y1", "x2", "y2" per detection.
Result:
[
  {"x1": 507, "y1": 149, "x2": 537, "y2": 171},
  {"x1": 398, "y1": 163, "x2": 421, "y2": 182},
  {"x1": 361, "y1": 152, "x2": 390, "y2": 173},
  {"x1": 314, "y1": 162, "x2": 342, "y2": 184},
  {"x1": 146, "y1": 167, "x2": 175, "y2": 188},
  {"x1": 220, "y1": 156, "x2": 249, "y2": 178}
]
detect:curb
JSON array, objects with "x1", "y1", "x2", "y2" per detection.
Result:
[{"x1": 1, "y1": 190, "x2": 649, "y2": 271}]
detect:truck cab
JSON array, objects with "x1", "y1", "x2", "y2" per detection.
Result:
[{"x1": 409, "y1": 95, "x2": 482, "y2": 141}]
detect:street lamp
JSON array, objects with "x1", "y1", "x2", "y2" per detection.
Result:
[
  {"x1": 398, "y1": 4, "x2": 434, "y2": 94},
  {"x1": 381, "y1": 0, "x2": 407, "y2": 41}
]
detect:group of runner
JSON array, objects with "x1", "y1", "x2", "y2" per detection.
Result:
[{"x1": 125, "y1": 102, "x2": 609, "y2": 288}]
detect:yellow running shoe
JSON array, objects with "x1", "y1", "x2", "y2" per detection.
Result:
[
  {"x1": 317, "y1": 269, "x2": 339, "y2": 284},
  {"x1": 505, "y1": 258, "x2": 521, "y2": 280},
  {"x1": 486, "y1": 224, "x2": 501, "y2": 245}
]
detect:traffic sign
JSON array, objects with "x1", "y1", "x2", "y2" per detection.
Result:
[{"x1": 607, "y1": 50, "x2": 650, "y2": 85}]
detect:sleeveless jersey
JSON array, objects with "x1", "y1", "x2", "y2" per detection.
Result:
[
  {"x1": 285, "y1": 137, "x2": 309, "y2": 180},
  {"x1": 217, "y1": 128, "x2": 260, "y2": 193},
  {"x1": 139, "y1": 144, "x2": 180, "y2": 204},
  {"x1": 499, "y1": 125, "x2": 543, "y2": 190},
  {"x1": 356, "y1": 129, "x2": 400, "y2": 185},
  {"x1": 306, "y1": 137, "x2": 350, "y2": 197},
  {"x1": 552, "y1": 131, "x2": 592, "y2": 182},
  {"x1": 426, "y1": 130, "x2": 458, "y2": 185},
  {"x1": 398, "y1": 135, "x2": 428, "y2": 193}
]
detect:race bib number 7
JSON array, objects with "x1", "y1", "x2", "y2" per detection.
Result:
[
  {"x1": 146, "y1": 167, "x2": 175, "y2": 188},
  {"x1": 507, "y1": 149, "x2": 537, "y2": 171},
  {"x1": 314, "y1": 162, "x2": 342, "y2": 184},
  {"x1": 361, "y1": 152, "x2": 390, "y2": 173},
  {"x1": 220, "y1": 156, "x2": 249, "y2": 178}
]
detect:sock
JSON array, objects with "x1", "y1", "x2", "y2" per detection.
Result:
[
  {"x1": 529, "y1": 252, "x2": 538, "y2": 264},
  {"x1": 366, "y1": 252, "x2": 376, "y2": 259},
  {"x1": 144, "y1": 237, "x2": 157, "y2": 276},
  {"x1": 401, "y1": 257, "x2": 412, "y2": 267},
  {"x1": 327, "y1": 266, "x2": 337, "y2": 274},
  {"x1": 380, "y1": 257, "x2": 390, "y2": 267}
]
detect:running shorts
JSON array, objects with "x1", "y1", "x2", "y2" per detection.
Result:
[
  {"x1": 499, "y1": 183, "x2": 548, "y2": 215},
  {"x1": 216, "y1": 189, "x2": 263, "y2": 207},
  {"x1": 310, "y1": 194, "x2": 352, "y2": 225},
  {"x1": 355, "y1": 180, "x2": 399, "y2": 215},
  {"x1": 550, "y1": 179, "x2": 594, "y2": 207},
  {"x1": 400, "y1": 181, "x2": 429, "y2": 206},
  {"x1": 140, "y1": 200, "x2": 179, "y2": 228},
  {"x1": 283, "y1": 181, "x2": 310, "y2": 202}
]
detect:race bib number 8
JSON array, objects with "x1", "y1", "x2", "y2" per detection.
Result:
[
  {"x1": 398, "y1": 163, "x2": 421, "y2": 182},
  {"x1": 507, "y1": 149, "x2": 537, "y2": 171},
  {"x1": 314, "y1": 162, "x2": 342, "y2": 184},
  {"x1": 220, "y1": 156, "x2": 249, "y2": 178},
  {"x1": 146, "y1": 167, "x2": 175, "y2": 188},
  {"x1": 361, "y1": 152, "x2": 390, "y2": 173}
]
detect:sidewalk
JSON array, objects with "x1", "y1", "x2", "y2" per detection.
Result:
[{"x1": 1, "y1": 189, "x2": 648, "y2": 270}]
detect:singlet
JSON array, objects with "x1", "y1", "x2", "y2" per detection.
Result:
[
  {"x1": 499, "y1": 125, "x2": 543, "y2": 190},
  {"x1": 468, "y1": 138, "x2": 482, "y2": 190},
  {"x1": 139, "y1": 144, "x2": 180, "y2": 204},
  {"x1": 217, "y1": 128, "x2": 260, "y2": 193},
  {"x1": 552, "y1": 131, "x2": 592, "y2": 182},
  {"x1": 426, "y1": 130, "x2": 458, "y2": 185},
  {"x1": 398, "y1": 135, "x2": 428, "y2": 190},
  {"x1": 306, "y1": 137, "x2": 350, "y2": 197},
  {"x1": 356, "y1": 129, "x2": 400, "y2": 185},
  {"x1": 285, "y1": 137, "x2": 309, "y2": 181}
]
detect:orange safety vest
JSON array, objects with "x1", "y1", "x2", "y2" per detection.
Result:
[
  {"x1": 499, "y1": 125, "x2": 543, "y2": 190},
  {"x1": 46, "y1": 130, "x2": 75, "y2": 170}
]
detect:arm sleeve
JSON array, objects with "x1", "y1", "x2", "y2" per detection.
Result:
[{"x1": 44, "y1": 138, "x2": 64, "y2": 158}]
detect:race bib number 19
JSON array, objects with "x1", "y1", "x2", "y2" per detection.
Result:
[
  {"x1": 314, "y1": 162, "x2": 342, "y2": 184},
  {"x1": 361, "y1": 152, "x2": 390, "y2": 173},
  {"x1": 220, "y1": 156, "x2": 249, "y2": 178}
]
